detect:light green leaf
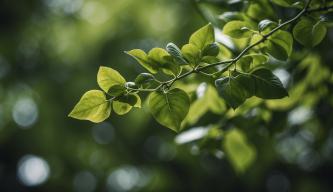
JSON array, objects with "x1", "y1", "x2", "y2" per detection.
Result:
[
  {"x1": 112, "y1": 94, "x2": 141, "y2": 115},
  {"x1": 148, "y1": 88, "x2": 190, "y2": 132},
  {"x1": 293, "y1": 17, "x2": 327, "y2": 47},
  {"x1": 236, "y1": 54, "x2": 269, "y2": 72},
  {"x1": 251, "y1": 68, "x2": 288, "y2": 99},
  {"x1": 189, "y1": 23, "x2": 215, "y2": 50},
  {"x1": 126, "y1": 49, "x2": 158, "y2": 74},
  {"x1": 97, "y1": 66, "x2": 126, "y2": 93},
  {"x1": 181, "y1": 44, "x2": 201, "y2": 66},
  {"x1": 224, "y1": 129, "x2": 256, "y2": 173},
  {"x1": 264, "y1": 30, "x2": 293, "y2": 60},
  {"x1": 69, "y1": 90, "x2": 111, "y2": 123},
  {"x1": 223, "y1": 20, "x2": 253, "y2": 39},
  {"x1": 215, "y1": 73, "x2": 255, "y2": 109},
  {"x1": 148, "y1": 48, "x2": 180, "y2": 75}
]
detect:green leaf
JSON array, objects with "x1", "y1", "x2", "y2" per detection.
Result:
[
  {"x1": 69, "y1": 90, "x2": 111, "y2": 123},
  {"x1": 166, "y1": 43, "x2": 188, "y2": 65},
  {"x1": 97, "y1": 66, "x2": 126, "y2": 93},
  {"x1": 223, "y1": 20, "x2": 253, "y2": 39},
  {"x1": 258, "y1": 19, "x2": 278, "y2": 32},
  {"x1": 219, "y1": 12, "x2": 245, "y2": 23},
  {"x1": 215, "y1": 73, "x2": 255, "y2": 109},
  {"x1": 126, "y1": 49, "x2": 158, "y2": 74},
  {"x1": 264, "y1": 30, "x2": 293, "y2": 60},
  {"x1": 250, "y1": 68, "x2": 288, "y2": 99},
  {"x1": 148, "y1": 88, "x2": 190, "y2": 132},
  {"x1": 112, "y1": 94, "x2": 141, "y2": 115},
  {"x1": 189, "y1": 23, "x2": 215, "y2": 50},
  {"x1": 108, "y1": 85, "x2": 126, "y2": 97},
  {"x1": 148, "y1": 48, "x2": 180, "y2": 75},
  {"x1": 135, "y1": 73, "x2": 155, "y2": 86},
  {"x1": 224, "y1": 129, "x2": 256, "y2": 173},
  {"x1": 202, "y1": 42, "x2": 220, "y2": 57},
  {"x1": 293, "y1": 17, "x2": 327, "y2": 47},
  {"x1": 181, "y1": 44, "x2": 201, "y2": 66},
  {"x1": 236, "y1": 54, "x2": 269, "y2": 72}
]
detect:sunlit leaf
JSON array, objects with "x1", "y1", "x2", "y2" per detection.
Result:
[
  {"x1": 69, "y1": 90, "x2": 111, "y2": 123},
  {"x1": 189, "y1": 23, "x2": 215, "y2": 50},
  {"x1": 97, "y1": 66, "x2": 126, "y2": 93}
]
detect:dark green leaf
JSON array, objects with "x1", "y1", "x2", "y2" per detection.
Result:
[
  {"x1": 250, "y1": 68, "x2": 288, "y2": 99},
  {"x1": 215, "y1": 73, "x2": 255, "y2": 109},
  {"x1": 135, "y1": 73, "x2": 155, "y2": 86},
  {"x1": 108, "y1": 85, "x2": 126, "y2": 97},
  {"x1": 293, "y1": 17, "x2": 327, "y2": 47},
  {"x1": 202, "y1": 42, "x2": 220, "y2": 57}
]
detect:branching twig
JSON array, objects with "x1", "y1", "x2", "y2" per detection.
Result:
[{"x1": 132, "y1": 0, "x2": 332, "y2": 93}]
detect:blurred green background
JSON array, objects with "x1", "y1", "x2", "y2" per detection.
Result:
[{"x1": 1, "y1": 0, "x2": 333, "y2": 191}]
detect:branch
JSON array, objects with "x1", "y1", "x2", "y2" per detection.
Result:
[{"x1": 133, "y1": 0, "x2": 332, "y2": 93}]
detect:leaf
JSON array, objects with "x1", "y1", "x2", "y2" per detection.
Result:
[
  {"x1": 112, "y1": 94, "x2": 141, "y2": 115},
  {"x1": 97, "y1": 66, "x2": 126, "y2": 93},
  {"x1": 135, "y1": 73, "x2": 155, "y2": 86},
  {"x1": 258, "y1": 19, "x2": 278, "y2": 32},
  {"x1": 236, "y1": 54, "x2": 269, "y2": 72},
  {"x1": 189, "y1": 23, "x2": 215, "y2": 50},
  {"x1": 69, "y1": 90, "x2": 111, "y2": 123},
  {"x1": 166, "y1": 43, "x2": 188, "y2": 65},
  {"x1": 219, "y1": 12, "x2": 245, "y2": 23},
  {"x1": 148, "y1": 88, "x2": 190, "y2": 132},
  {"x1": 224, "y1": 129, "x2": 256, "y2": 173},
  {"x1": 250, "y1": 68, "x2": 288, "y2": 99},
  {"x1": 126, "y1": 49, "x2": 158, "y2": 74},
  {"x1": 264, "y1": 30, "x2": 293, "y2": 60},
  {"x1": 293, "y1": 17, "x2": 327, "y2": 47},
  {"x1": 181, "y1": 44, "x2": 201, "y2": 66},
  {"x1": 215, "y1": 73, "x2": 255, "y2": 109},
  {"x1": 148, "y1": 48, "x2": 180, "y2": 75},
  {"x1": 108, "y1": 85, "x2": 126, "y2": 97},
  {"x1": 202, "y1": 42, "x2": 220, "y2": 57},
  {"x1": 223, "y1": 20, "x2": 253, "y2": 39}
]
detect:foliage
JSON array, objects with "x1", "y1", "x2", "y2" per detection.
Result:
[{"x1": 70, "y1": 0, "x2": 332, "y2": 134}]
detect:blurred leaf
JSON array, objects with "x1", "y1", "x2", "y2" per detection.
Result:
[
  {"x1": 181, "y1": 44, "x2": 201, "y2": 66},
  {"x1": 223, "y1": 129, "x2": 256, "y2": 173},
  {"x1": 202, "y1": 42, "x2": 220, "y2": 57},
  {"x1": 166, "y1": 43, "x2": 188, "y2": 65},
  {"x1": 293, "y1": 17, "x2": 327, "y2": 47}
]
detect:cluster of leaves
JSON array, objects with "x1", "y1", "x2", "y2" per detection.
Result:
[{"x1": 69, "y1": 0, "x2": 332, "y2": 133}]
